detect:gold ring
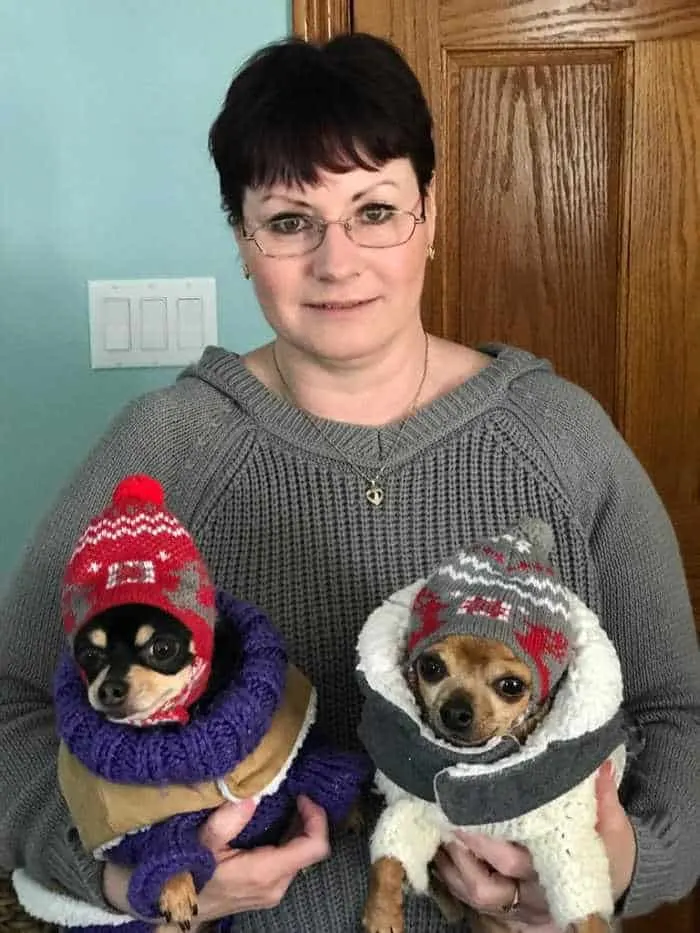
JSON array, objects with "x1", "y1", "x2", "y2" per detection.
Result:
[{"x1": 502, "y1": 879, "x2": 520, "y2": 913}]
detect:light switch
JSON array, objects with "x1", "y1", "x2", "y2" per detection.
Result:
[
  {"x1": 140, "y1": 297, "x2": 168, "y2": 350},
  {"x1": 177, "y1": 297, "x2": 204, "y2": 349},
  {"x1": 102, "y1": 297, "x2": 131, "y2": 351},
  {"x1": 88, "y1": 278, "x2": 217, "y2": 369}
]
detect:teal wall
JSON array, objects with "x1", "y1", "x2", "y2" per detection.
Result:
[{"x1": 0, "y1": 1, "x2": 289, "y2": 584}]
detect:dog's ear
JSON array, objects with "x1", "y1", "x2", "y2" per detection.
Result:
[{"x1": 404, "y1": 662, "x2": 419, "y2": 695}]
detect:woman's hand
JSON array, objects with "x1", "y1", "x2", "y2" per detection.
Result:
[
  {"x1": 433, "y1": 760, "x2": 637, "y2": 931},
  {"x1": 595, "y1": 760, "x2": 636, "y2": 903},
  {"x1": 194, "y1": 794, "x2": 330, "y2": 923},
  {"x1": 434, "y1": 832, "x2": 552, "y2": 928},
  {"x1": 103, "y1": 795, "x2": 330, "y2": 930}
]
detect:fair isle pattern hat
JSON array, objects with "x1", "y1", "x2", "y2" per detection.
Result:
[
  {"x1": 61, "y1": 474, "x2": 216, "y2": 715},
  {"x1": 406, "y1": 519, "x2": 572, "y2": 704}
]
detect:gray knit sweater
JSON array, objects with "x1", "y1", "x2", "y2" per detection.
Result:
[{"x1": 1, "y1": 344, "x2": 698, "y2": 932}]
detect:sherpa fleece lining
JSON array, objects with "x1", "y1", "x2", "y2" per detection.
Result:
[{"x1": 357, "y1": 579, "x2": 625, "y2": 824}]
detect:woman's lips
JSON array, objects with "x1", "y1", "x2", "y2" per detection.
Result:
[{"x1": 305, "y1": 298, "x2": 377, "y2": 311}]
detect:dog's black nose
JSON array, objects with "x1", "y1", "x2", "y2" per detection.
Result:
[
  {"x1": 98, "y1": 679, "x2": 128, "y2": 707},
  {"x1": 440, "y1": 694, "x2": 473, "y2": 733}
]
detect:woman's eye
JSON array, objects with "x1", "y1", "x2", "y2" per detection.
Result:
[
  {"x1": 417, "y1": 653, "x2": 448, "y2": 683},
  {"x1": 266, "y1": 214, "x2": 312, "y2": 236},
  {"x1": 147, "y1": 638, "x2": 179, "y2": 662},
  {"x1": 358, "y1": 203, "x2": 396, "y2": 224},
  {"x1": 496, "y1": 677, "x2": 526, "y2": 698}
]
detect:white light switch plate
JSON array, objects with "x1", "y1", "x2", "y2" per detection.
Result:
[{"x1": 88, "y1": 277, "x2": 218, "y2": 369}]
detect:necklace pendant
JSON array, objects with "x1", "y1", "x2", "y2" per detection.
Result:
[{"x1": 366, "y1": 481, "x2": 384, "y2": 507}]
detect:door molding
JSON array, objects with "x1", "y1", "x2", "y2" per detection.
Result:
[{"x1": 292, "y1": 0, "x2": 352, "y2": 40}]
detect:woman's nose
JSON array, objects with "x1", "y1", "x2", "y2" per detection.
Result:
[{"x1": 310, "y1": 221, "x2": 362, "y2": 280}]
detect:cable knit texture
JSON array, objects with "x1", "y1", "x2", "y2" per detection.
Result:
[
  {"x1": 51, "y1": 591, "x2": 369, "y2": 930},
  {"x1": 2, "y1": 344, "x2": 698, "y2": 933}
]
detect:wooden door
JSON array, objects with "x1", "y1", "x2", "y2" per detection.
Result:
[{"x1": 294, "y1": 2, "x2": 699, "y2": 932}]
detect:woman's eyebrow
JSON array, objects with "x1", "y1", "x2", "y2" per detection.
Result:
[
  {"x1": 259, "y1": 194, "x2": 312, "y2": 208},
  {"x1": 259, "y1": 180, "x2": 401, "y2": 210},
  {"x1": 350, "y1": 180, "x2": 400, "y2": 201}
]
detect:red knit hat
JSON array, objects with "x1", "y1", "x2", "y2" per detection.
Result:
[{"x1": 62, "y1": 474, "x2": 216, "y2": 720}]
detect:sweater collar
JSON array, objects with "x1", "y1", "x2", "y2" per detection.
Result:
[{"x1": 178, "y1": 344, "x2": 551, "y2": 466}]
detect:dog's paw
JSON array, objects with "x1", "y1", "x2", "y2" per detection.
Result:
[
  {"x1": 574, "y1": 916, "x2": 615, "y2": 933},
  {"x1": 159, "y1": 872, "x2": 198, "y2": 932},
  {"x1": 362, "y1": 892, "x2": 405, "y2": 933}
]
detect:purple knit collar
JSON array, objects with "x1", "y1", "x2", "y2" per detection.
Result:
[{"x1": 53, "y1": 591, "x2": 288, "y2": 784}]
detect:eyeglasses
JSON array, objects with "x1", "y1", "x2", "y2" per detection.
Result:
[{"x1": 241, "y1": 198, "x2": 426, "y2": 258}]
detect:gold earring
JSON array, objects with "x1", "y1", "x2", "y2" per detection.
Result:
[
  {"x1": 427, "y1": 244, "x2": 436, "y2": 261},
  {"x1": 241, "y1": 263, "x2": 251, "y2": 280}
]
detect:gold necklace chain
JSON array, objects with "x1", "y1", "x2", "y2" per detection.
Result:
[{"x1": 272, "y1": 333, "x2": 430, "y2": 507}]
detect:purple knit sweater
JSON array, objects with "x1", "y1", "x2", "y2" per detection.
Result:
[{"x1": 54, "y1": 591, "x2": 370, "y2": 932}]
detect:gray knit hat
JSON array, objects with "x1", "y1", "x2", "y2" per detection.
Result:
[{"x1": 406, "y1": 519, "x2": 573, "y2": 703}]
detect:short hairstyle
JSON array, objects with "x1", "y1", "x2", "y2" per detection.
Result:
[{"x1": 208, "y1": 33, "x2": 435, "y2": 227}]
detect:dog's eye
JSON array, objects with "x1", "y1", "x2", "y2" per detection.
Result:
[
  {"x1": 495, "y1": 677, "x2": 526, "y2": 698},
  {"x1": 417, "y1": 654, "x2": 447, "y2": 683},
  {"x1": 147, "y1": 637, "x2": 180, "y2": 662},
  {"x1": 75, "y1": 646, "x2": 104, "y2": 670}
]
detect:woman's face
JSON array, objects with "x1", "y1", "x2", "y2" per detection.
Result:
[{"x1": 237, "y1": 158, "x2": 435, "y2": 362}]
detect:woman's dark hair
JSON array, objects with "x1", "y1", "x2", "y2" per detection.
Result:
[{"x1": 208, "y1": 33, "x2": 435, "y2": 226}]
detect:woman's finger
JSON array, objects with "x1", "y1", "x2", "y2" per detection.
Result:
[
  {"x1": 453, "y1": 832, "x2": 535, "y2": 879},
  {"x1": 435, "y1": 841, "x2": 552, "y2": 924},
  {"x1": 198, "y1": 798, "x2": 258, "y2": 856},
  {"x1": 595, "y1": 760, "x2": 637, "y2": 901},
  {"x1": 183, "y1": 795, "x2": 331, "y2": 924},
  {"x1": 264, "y1": 796, "x2": 330, "y2": 875},
  {"x1": 434, "y1": 842, "x2": 518, "y2": 912}
]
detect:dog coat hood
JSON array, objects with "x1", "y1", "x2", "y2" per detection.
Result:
[{"x1": 357, "y1": 578, "x2": 626, "y2": 826}]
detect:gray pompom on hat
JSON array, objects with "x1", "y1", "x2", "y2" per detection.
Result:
[{"x1": 406, "y1": 519, "x2": 573, "y2": 703}]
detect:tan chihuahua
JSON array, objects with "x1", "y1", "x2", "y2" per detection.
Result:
[
  {"x1": 366, "y1": 634, "x2": 568, "y2": 933},
  {"x1": 365, "y1": 633, "x2": 610, "y2": 933},
  {"x1": 359, "y1": 520, "x2": 624, "y2": 933},
  {"x1": 409, "y1": 635, "x2": 543, "y2": 750}
]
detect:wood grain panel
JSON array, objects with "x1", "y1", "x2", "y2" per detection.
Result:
[
  {"x1": 440, "y1": 49, "x2": 627, "y2": 418},
  {"x1": 623, "y1": 40, "x2": 700, "y2": 613},
  {"x1": 292, "y1": 0, "x2": 351, "y2": 40},
  {"x1": 441, "y1": 0, "x2": 700, "y2": 47},
  {"x1": 624, "y1": 40, "x2": 700, "y2": 496}
]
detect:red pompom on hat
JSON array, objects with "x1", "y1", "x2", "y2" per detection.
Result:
[
  {"x1": 61, "y1": 474, "x2": 216, "y2": 720},
  {"x1": 112, "y1": 473, "x2": 166, "y2": 509}
]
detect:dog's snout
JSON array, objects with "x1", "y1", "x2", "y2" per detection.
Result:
[
  {"x1": 439, "y1": 693, "x2": 473, "y2": 733},
  {"x1": 98, "y1": 678, "x2": 128, "y2": 707}
]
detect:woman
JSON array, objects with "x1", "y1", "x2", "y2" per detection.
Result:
[{"x1": 1, "y1": 33, "x2": 698, "y2": 933}]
